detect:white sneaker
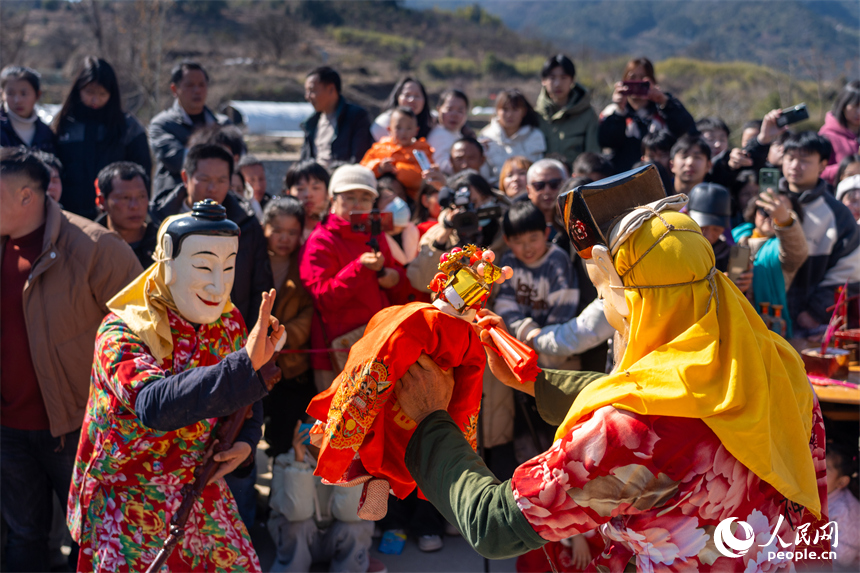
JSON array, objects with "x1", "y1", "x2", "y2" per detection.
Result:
[{"x1": 418, "y1": 534, "x2": 443, "y2": 552}]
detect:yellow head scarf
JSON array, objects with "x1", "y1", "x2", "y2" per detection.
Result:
[
  {"x1": 556, "y1": 210, "x2": 820, "y2": 517},
  {"x1": 106, "y1": 215, "x2": 234, "y2": 365}
]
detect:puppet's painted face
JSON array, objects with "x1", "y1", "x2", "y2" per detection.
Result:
[{"x1": 165, "y1": 234, "x2": 238, "y2": 325}]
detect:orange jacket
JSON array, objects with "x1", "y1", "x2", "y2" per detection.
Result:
[{"x1": 360, "y1": 137, "x2": 434, "y2": 199}]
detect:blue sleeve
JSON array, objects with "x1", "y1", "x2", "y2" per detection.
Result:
[
  {"x1": 236, "y1": 399, "x2": 264, "y2": 450},
  {"x1": 134, "y1": 349, "x2": 269, "y2": 432}
]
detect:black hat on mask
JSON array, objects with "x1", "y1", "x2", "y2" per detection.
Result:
[
  {"x1": 164, "y1": 199, "x2": 241, "y2": 258},
  {"x1": 556, "y1": 164, "x2": 667, "y2": 259}
]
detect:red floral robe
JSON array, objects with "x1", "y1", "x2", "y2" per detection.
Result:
[
  {"x1": 511, "y1": 397, "x2": 830, "y2": 572},
  {"x1": 68, "y1": 309, "x2": 260, "y2": 573}
]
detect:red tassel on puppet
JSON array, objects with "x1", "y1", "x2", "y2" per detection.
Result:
[{"x1": 484, "y1": 325, "x2": 542, "y2": 384}]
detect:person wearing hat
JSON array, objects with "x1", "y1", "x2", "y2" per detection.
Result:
[
  {"x1": 836, "y1": 173, "x2": 860, "y2": 222},
  {"x1": 68, "y1": 200, "x2": 287, "y2": 572},
  {"x1": 687, "y1": 182, "x2": 733, "y2": 271},
  {"x1": 299, "y1": 164, "x2": 409, "y2": 392},
  {"x1": 392, "y1": 164, "x2": 829, "y2": 570},
  {"x1": 687, "y1": 181, "x2": 754, "y2": 294}
]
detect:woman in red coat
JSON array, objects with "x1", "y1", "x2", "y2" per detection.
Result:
[{"x1": 299, "y1": 164, "x2": 408, "y2": 390}]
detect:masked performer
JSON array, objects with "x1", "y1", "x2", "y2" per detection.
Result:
[
  {"x1": 68, "y1": 200, "x2": 285, "y2": 572},
  {"x1": 395, "y1": 165, "x2": 830, "y2": 571}
]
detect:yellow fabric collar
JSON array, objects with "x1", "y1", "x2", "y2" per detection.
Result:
[
  {"x1": 105, "y1": 215, "x2": 234, "y2": 365},
  {"x1": 556, "y1": 211, "x2": 820, "y2": 518}
]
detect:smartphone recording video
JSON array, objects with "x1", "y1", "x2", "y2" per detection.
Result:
[
  {"x1": 622, "y1": 80, "x2": 650, "y2": 96},
  {"x1": 350, "y1": 210, "x2": 394, "y2": 234},
  {"x1": 775, "y1": 103, "x2": 809, "y2": 127}
]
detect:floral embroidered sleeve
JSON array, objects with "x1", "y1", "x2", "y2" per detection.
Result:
[
  {"x1": 96, "y1": 315, "x2": 268, "y2": 431},
  {"x1": 511, "y1": 406, "x2": 681, "y2": 542}
]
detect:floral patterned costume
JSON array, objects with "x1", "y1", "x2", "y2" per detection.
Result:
[
  {"x1": 406, "y1": 372, "x2": 831, "y2": 572},
  {"x1": 403, "y1": 208, "x2": 829, "y2": 572},
  {"x1": 68, "y1": 309, "x2": 262, "y2": 572},
  {"x1": 512, "y1": 386, "x2": 831, "y2": 571}
]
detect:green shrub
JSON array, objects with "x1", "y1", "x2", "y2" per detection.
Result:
[
  {"x1": 422, "y1": 57, "x2": 480, "y2": 79},
  {"x1": 482, "y1": 53, "x2": 520, "y2": 78},
  {"x1": 331, "y1": 27, "x2": 422, "y2": 54}
]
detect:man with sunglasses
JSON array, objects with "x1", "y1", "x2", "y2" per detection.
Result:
[{"x1": 526, "y1": 158, "x2": 569, "y2": 226}]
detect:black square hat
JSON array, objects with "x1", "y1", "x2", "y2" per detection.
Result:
[{"x1": 556, "y1": 164, "x2": 667, "y2": 259}]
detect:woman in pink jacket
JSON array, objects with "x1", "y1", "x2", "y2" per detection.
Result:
[
  {"x1": 819, "y1": 80, "x2": 860, "y2": 185},
  {"x1": 299, "y1": 164, "x2": 408, "y2": 390}
]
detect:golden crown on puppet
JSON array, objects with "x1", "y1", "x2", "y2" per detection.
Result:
[{"x1": 428, "y1": 245, "x2": 514, "y2": 314}]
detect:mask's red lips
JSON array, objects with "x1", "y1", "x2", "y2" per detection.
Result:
[{"x1": 196, "y1": 294, "x2": 220, "y2": 307}]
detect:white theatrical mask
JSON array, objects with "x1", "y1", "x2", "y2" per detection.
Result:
[
  {"x1": 164, "y1": 234, "x2": 239, "y2": 325},
  {"x1": 583, "y1": 245, "x2": 629, "y2": 333}
]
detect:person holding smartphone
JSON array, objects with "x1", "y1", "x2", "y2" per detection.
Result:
[
  {"x1": 598, "y1": 57, "x2": 695, "y2": 173},
  {"x1": 732, "y1": 188, "x2": 808, "y2": 337}
]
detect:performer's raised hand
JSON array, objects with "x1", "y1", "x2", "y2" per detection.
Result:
[
  {"x1": 245, "y1": 288, "x2": 286, "y2": 371},
  {"x1": 475, "y1": 309, "x2": 535, "y2": 396}
]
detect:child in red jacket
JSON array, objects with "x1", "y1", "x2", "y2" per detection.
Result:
[{"x1": 361, "y1": 107, "x2": 434, "y2": 201}]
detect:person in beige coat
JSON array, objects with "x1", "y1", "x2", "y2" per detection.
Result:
[{"x1": 0, "y1": 146, "x2": 141, "y2": 571}]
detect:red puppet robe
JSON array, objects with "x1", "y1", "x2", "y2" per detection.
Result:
[{"x1": 307, "y1": 302, "x2": 486, "y2": 509}]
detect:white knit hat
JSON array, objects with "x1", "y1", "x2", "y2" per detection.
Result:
[
  {"x1": 835, "y1": 174, "x2": 860, "y2": 202},
  {"x1": 328, "y1": 164, "x2": 378, "y2": 197}
]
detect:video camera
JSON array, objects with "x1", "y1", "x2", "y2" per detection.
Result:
[{"x1": 438, "y1": 186, "x2": 503, "y2": 239}]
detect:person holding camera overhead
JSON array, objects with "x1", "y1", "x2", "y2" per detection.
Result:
[
  {"x1": 299, "y1": 165, "x2": 409, "y2": 391},
  {"x1": 598, "y1": 57, "x2": 695, "y2": 173},
  {"x1": 407, "y1": 170, "x2": 507, "y2": 295}
]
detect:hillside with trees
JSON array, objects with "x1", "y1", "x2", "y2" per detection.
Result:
[{"x1": 0, "y1": 0, "x2": 851, "y2": 144}]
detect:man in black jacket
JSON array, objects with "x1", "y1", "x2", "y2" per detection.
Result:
[
  {"x1": 301, "y1": 66, "x2": 373, "y2": 166},
  {"x1": 149, "y1": 143, "x2": 273, "y2": 327},
  {"x1": 149, "y1": 62, "x2": 230, "y2": 197}
]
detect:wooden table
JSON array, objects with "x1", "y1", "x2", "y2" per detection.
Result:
[{"x1": 812, "y1": 361, "x2": 860, "y2": 421}]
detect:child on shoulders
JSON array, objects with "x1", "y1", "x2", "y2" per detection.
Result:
[{"x1": 361, "y1": 106, "x2": 434, "y2": 201}]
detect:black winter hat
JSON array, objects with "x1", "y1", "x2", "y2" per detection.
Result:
[{"x1": 688, "y1": 183, "x2": 731, "y2": 228}]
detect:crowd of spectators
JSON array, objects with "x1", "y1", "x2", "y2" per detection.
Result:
[{"x1": 2, "y1": 52, "x2": 859, "y2": 572}]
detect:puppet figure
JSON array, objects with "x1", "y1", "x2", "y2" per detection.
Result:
[{"x1": 307, "y1": 246, "x2": 538, "y2": 519}]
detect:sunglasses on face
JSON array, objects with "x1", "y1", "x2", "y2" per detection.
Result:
[{"x1": 532, "y1": 178, "x2": 563, "y2": 192}]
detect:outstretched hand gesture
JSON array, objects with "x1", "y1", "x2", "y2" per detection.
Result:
[{"x1": 245, "y1": 289, "x2": 286, "y2": 371}]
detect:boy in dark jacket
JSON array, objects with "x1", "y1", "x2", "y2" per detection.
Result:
[{"x1": 781, "y1": 131, "x2": 860, "y2": 333}]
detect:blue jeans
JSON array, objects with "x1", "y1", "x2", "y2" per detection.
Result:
[
  {"x1": 225, "y1": 464, "x2": 257, "y2": 530},
  {"x1": 0, "y1": 426, "x2": 79, "y2": 572}
]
